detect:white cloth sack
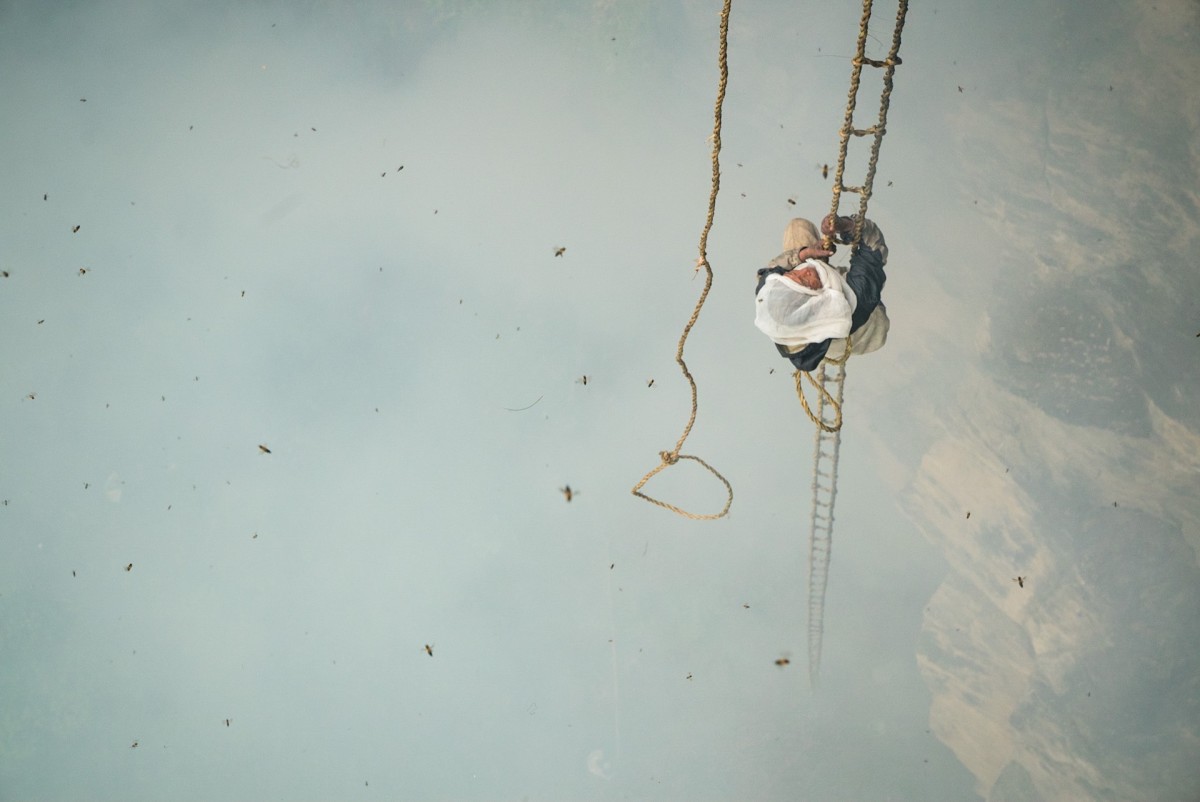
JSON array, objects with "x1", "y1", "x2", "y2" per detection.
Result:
[
  {"x1": 754, "y1": 259, "x2": 857, "y2": 349},
  {"x1": 825, "y1": 302, "x2": 890, "y2": 361}
]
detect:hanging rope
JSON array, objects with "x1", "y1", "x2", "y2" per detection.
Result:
[
  {"x1": 797, "y1": 0, "x2": 908, "y2": 431},
  {"x1": 792, "y1": 336, "x2": 851, "y2": 433},
  {"x1": 631, "y1": 0, "x2": 733, "y2": 521}
]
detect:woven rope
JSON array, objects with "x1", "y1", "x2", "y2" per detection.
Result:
[{"x1": 632, "y1": 0, "x2": 734, "y2": 521}]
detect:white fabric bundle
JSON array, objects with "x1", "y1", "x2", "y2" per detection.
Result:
[
  {"x1": 754, "y1": 259, "x2": 857, "y2": 349},
  {"x1": 825, "y1": 302, "x2": 890, "y2": 360}
]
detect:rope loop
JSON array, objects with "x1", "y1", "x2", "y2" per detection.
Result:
[
  {"x1": 794, "y1": 369, "x2": 843, "y2": 433},
  {"x1": 632, "y1": 453, "x2": 734, "y2": 521}
]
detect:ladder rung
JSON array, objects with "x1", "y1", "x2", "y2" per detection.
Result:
[{"x1": 855, "y1": 55, "x2": 902, "y2": 68}]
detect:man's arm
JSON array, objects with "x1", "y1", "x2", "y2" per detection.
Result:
[{"x1": 823, "y1": 215, "x2": 888, "y2": 332}]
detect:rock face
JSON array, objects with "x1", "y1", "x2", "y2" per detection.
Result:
[
  {"x1": 906, "y1": 384, "x2": 1200, "y2": 800},
  {"x1": 891, "y1": 2, "x2": 1200, "y2": 798}
]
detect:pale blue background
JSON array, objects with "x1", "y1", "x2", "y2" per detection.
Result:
[{"x1": 2, "y1": 1, "x2": 1198, "y2": 800}]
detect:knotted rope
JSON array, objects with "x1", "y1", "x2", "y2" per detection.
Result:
[{"x1": 631, "y1": 0, "x2": 733, "y2": 521}]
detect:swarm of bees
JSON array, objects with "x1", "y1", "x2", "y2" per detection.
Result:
[{"x1": 554, "y1": 247, "x2": 566, "y2": 257}]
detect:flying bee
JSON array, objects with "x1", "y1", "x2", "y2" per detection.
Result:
[
  {"x1": 774, "y1": 657, "x2": 791, "y2": 667},
  {"x1": 72, "y1": 225, "x2": 81, "y2": 233},
  {"x1": 822, "y1": 164, "x2": 829, "y2": 180},
  {"x1": 424, "y1": 644, "x2": 434, "y2": 657},
  {"x1": 258, "y1": 444, "x2": 271, "y2": 454},
  {"x1": 125, "y1": 563, "x2": 133, "y2": 572},
  {"x1": 131, "y1": 741, "x2": 138, "y2": 748},
  {"x1": 686, "y1": 673, "x2": 693, "y2": 680},
  {"x1": 577, "y1": 375, "x2": 589, "y2": 386},
  {"x1": 1, "y1": 271, "x2": 9, "y2": 277},
  {"x1": 966, "y1": 511, "x2": 971, "y2": 519},
  {"x1": 554, "y1": 247, "x2": 566, "y2": 257},
  {"x1": 647, "y1": 379, "x2": 654, "y2": 388},
  {"x1": 560, "y1": 485, "x2": 577, "y2": 502},
  {"x1": 224, "y1": 718, "x2": 231, "y2": 727},
  {"x1": 78, "y1": 268, "x2": 89, "y2": 276},
  {"x1": 1013, "y1": 576, "x2": 1025, "y2": 588},
  {"x1": 787, "y1": 198, "x2": 796, "y2": 205},
  {"x1": 26, "y1": 392, "x2": 36, "y2": 400}
]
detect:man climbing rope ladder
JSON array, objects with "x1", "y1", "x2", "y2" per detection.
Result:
[{"x1": 754, "y1": 214, "x2": 890, "y2": 372}]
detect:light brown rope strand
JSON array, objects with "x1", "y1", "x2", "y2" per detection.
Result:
[
  {"x1": 794, "y1": 369, "x2": 841, "y2": 433},
  {"x1": 794, "y1": 335, "x2": 851, "y2": 432},
  {"x1": 631, "y1": 0, "x2": 733, "y2": 521}
]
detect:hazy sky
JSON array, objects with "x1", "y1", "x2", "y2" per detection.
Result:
[{"x1": 2, "y1": 1, "x2": 1198, "y2": 800}]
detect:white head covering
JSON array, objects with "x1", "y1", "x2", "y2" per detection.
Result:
[
  {"x1": 754, "y1": 259, "x2": 858, "y2": 349},
  {"x1": 782, "y1": 218, "x2": 821, "y2": 251}
]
